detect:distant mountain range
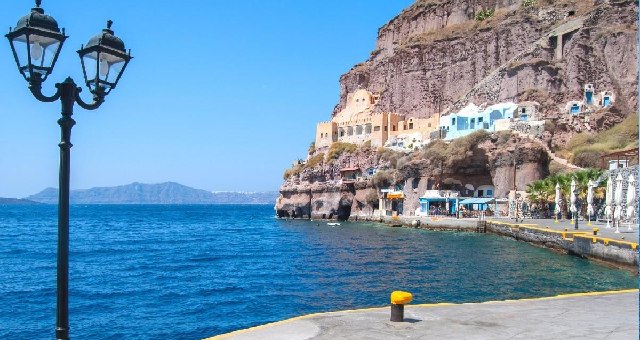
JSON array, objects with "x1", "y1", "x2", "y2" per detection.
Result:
[{"x1": 24, "y1": 182, "x2": 279, "y2": 205}]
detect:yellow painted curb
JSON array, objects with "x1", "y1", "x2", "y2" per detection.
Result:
[
  {"x1": 573, "y1": 234, "x2": 639, "y2": 249},
  {"x1": 204, "y1": 289, "x2": 638, "y2": 339}
]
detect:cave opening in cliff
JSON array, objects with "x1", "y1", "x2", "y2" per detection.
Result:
[
  {"x1": 337, "y1": 205, "x2": 351, "y2": 221},
  {"x1": 337, "y1": 197, "x2": 352, "y2": 221}
]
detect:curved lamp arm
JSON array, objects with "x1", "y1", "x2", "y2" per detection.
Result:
[
  {"x1": 75, "y1": 88, "x2": 104, "y2": 111},
  {"x1": 29, "y1": 77, "x2": 62, "y2": 103}
]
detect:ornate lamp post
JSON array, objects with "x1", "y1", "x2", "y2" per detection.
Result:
[{"x1": 5, "y1": 2, "x2": 132, "y2": 339}]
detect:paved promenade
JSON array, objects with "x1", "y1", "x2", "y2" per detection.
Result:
[
  {"x1": 208, "y1": 290, "x2": 638, "y2": 340},
  {"x1": 498, "y1": 217, "x2": 639, "y2": 244},
  {"x1": 403, "y1": 215, "x2": 638, "y2": 244}
]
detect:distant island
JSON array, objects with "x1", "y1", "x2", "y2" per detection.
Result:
[
  {"x1": 0, "y1": 197, "x2": 42, "y2": 205},
  {"x1": 25, "y1": 182, "x2": 279, "y2": 205}
]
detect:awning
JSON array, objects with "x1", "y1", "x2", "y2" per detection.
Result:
[
  {"x1": 340, "y1": 167, "x2": 359, "y2": 172},
  {"x1": 459, "y1": 198, "x2": 495, "y2": 205}
]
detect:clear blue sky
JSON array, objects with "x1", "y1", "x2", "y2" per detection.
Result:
[{"x1": 0, "y1": 0, "x2": 412, "y2": 198}]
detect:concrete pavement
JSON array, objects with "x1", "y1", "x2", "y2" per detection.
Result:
[
  {"x1": 500, "y1": 217, "x2": 638, "y2": 244},
  {"x1": 207, "y1": 290, "x2": 639, "y2": 340}
]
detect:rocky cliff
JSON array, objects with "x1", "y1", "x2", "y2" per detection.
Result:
[
  {"x1": 335, "y1": 0, "x2": 637, "y2": 120},
  {"x1": 277, "y1": 0, "x2": 638, "y2": 220}
]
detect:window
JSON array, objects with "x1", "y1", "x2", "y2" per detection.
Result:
[
  {"x1": 571, "y1": 104, "x2": 580, "y2": 114},
  {"x1": 428, "y1": 123, "x2": 431, "y2": 127},
  {"x1": 477, "y1": 189, "x2": 484, "y2": 197},
  {"x1": 486, "y1": 189, "x2": 493, "y2": 197},
  {"x1": 374, "y1": 126, "x2": 381, "y2": 132},
  {"x1": 478, "y1": 117, "x2": 483, "y2": 123},
  {"x1": 392, "y1": 125, "x2": 397, "y2": 131},
  {"x1": 384, "y1": 126, "x2": 388, "y2": 131},
  {"x1": 451, "y1": 118, "x2": 456, "y2": 125},
  {"x1": 409, "y1": 123, "x2": 414, "y2": 129}
]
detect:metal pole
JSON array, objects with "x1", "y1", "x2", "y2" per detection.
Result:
[{"x1": 56, "y1": 79, "x2": 77, "y2": 340}]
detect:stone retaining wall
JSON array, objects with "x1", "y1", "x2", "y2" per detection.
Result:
[{"x1": 486, "y1": 222, "x2": 639, "y2": 273}]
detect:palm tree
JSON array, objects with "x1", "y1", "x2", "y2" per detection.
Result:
[
  {"x1": 526, "y1": 169, "x2": 604, "y2": 219},
  {"x1": 572, "y1": 168, "x2": 603, "y2": 216},
  {"x1": 526, "y1": 180, "x2": 550, "y2": 214}
]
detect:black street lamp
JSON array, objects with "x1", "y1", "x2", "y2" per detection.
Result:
[{"x1": 5, "y1": 2, "x2": 132, "y2": 339}]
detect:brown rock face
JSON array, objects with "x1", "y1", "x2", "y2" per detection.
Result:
[{"x1": 334, "y1": 0, "x2": 638, "y2": 119}]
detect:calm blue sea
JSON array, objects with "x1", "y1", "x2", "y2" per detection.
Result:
[{"x1": 0, "y1": 204, "x2": 636, "y2": 339}]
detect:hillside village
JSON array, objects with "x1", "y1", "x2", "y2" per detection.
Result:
[{"x1": 277, "y1": 0, "x2": 638, "y2": 221}]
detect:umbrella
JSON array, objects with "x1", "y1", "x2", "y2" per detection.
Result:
[
  {"x1": 554, "y1": 183, "x2": 561, "y2": 218},
  {"x1": 626, "y1": 174, "x2": 635, "y2": 219},
  {"x1": 615, "y1": 174, "x2": 624, "y2": 208},
  {"x1": 605, "y1": 177, "x2": 612, "y2": 227},
  {"x1": 606, "y1": 177, "x2": 613, "y2": 206},
  {"x1": 614, "y1": 173, "x2": 623, "y2": 232},
  {"x1": 587, "y1": 180, "x2": 594, "y2": 225},
  {"x1": 570, "y1": 178, "x2": 577, "y2": 214}
]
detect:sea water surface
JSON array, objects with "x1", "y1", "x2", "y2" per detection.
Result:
[{"x1": 0, "y1": 204, "x2": 636, "y2": 339}]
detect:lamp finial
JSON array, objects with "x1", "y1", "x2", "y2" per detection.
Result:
[{"x1": 107, "y1": 20, "x2": 113, "y2": 29}]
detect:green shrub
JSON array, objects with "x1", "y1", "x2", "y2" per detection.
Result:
[
  {"x1": 572, "y1": 149, "x2": 602, "y2": 168},
  {"x1": 475, "y1": 8, "x2": 494, "y2": 21},
  {"x1": 447, "y1": 130, "x2": 489, "y2": 160},
  {"x1": 365, "y1": 190, "x2": 379, "y2": 209},
  {"x1": 373, "y1": 170, "x2": 398, "y2": 188},
  {"x1": 377, "y1": 148, "x2": 404, "y2": 168},
  {"x1": 496, "y1": 131, "x2": 512, "y2": 145},
  {"x1": 306, "y1": 153, "x2": 325, "y2": 168},
  {"x1": 421, "y1": 140, "x2": 448, "y2": 163},
  {"x1": 544, "y1": 120, "x2": 556, "y2": 132},
  {"x1": 327, "y1": 142, "x2": 357, "y2": 160},
  {"x1": 396, "y1": 155, "x2": 413, "y2": 170},
  {"x1": 561, "y1": 112, "x2": 639, "y2": 165},
  {"x1": 522, "y1": 0, "x2": 536, "y2": 8},
  {"x1": 283, "y1": 166, "x2": 301, "y2": 180}
]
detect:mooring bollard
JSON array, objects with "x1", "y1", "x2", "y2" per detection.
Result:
[
  {"x1": 390, "y1": 291, "x2": 413, "y2": 322},
  {"x1": 593, "y1": 227, "x2": 599, "y2": 236}
]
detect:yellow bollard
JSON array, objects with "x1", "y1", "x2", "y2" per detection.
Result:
[
  {"x1": 593, "y1": 228, "x2": 599, "y2": 236},
  {"x1": 390, "y1": 291, "x2": 413, "y2": 322}
]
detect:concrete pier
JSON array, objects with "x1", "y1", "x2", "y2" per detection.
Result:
[{"x1": 207, "y1": 290, "x2": 638, "y2": 339}]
